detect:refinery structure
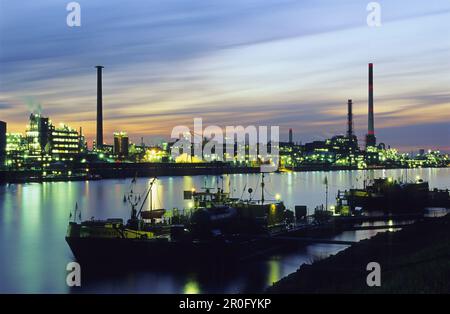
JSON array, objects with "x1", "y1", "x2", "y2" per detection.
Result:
[{"x1": 0, "y1": 63, "x2": 448, "y2": 178}]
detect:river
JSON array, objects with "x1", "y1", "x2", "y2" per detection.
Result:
[{"x1": 0, "y1": 168, "x2": 448, "y2": 293}]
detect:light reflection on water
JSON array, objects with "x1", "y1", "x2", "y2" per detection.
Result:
[{"x1": 0, "y1": 168, "x2": 448, "y2": 293}]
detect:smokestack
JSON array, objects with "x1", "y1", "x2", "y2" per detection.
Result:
[
  {"x1": 366, "y1": 63, "x2": 376, "y2": 147},
  {"x1": 96, "y1": 66, "x2": 104, "y2": 150},
  {"x1": 289, "y1": 128, "x2": 293, "y2": 144},
  {"x1": 368, "y1": 63, "x2": 374, "y2": 134},
  {"x1": 347, "y1": 99, "x2": 353, "y2": 139}
]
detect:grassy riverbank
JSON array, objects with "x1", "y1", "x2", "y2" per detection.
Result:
[{"x1": 268, "y1": 214, "x2": 450, "y2": 293}]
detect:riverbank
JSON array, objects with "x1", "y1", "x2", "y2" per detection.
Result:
[
  {"x1": 0, "y1": 162, "x2": 258, "y2": 183},
  {"x1": 267, "y1": 214, "x2": 450, "y2": 293},
  {"x1": 1, "y1": 163, "x2": 447, "y2": 184}
]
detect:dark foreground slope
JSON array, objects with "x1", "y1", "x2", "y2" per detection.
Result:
[{"x1": 268, "y1": 215, "x2": 450, "y2": 293}]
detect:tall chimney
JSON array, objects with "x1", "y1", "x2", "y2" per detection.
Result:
[
  {"x1": 347, "y1": 99, "x2": 353, "y2": 139},
  {"x1": 366, "y1": 63, "x2": 376, "y2": 147},
  {"x1": 96, "y1": 66, "x2": 104, "y2": 150},
  {"x1": 289, "y1": 128, "x2": 293, "y2": 144}
]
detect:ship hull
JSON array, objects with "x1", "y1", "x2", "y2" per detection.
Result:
[
  {"x1": 65, "y1": 235, "x2": 289, "y2": 266},
  {"x1": 343, "y1": 182, "x2": 432, "y2": 212}
]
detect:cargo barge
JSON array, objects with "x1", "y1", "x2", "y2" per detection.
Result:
[
  {"x1": 66, "y1": 175, "x2": 296, "y2": 265},
  {"x1": 335, "y1": 177, "x2": 450, "y2": 214}
]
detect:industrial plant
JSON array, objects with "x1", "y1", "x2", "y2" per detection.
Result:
[{"x1": 0, "y1": 63, "x2": 448, "y2": 182}]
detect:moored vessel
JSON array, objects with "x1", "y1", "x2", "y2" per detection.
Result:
[
  {"x1": 65, "y1": 175, "x2": 296, "y2": 265},
  {"x1": 335, "y1": 177, "x2": 450, "y2": 214}
]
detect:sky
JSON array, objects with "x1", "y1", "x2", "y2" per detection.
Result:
[{"x1": 0, "y1": 0, "x2": 449, "y2": 152}]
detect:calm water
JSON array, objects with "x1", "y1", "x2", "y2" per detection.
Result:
[{"x1": 0, "y1": 168, "x2": 448, "y2": 293}]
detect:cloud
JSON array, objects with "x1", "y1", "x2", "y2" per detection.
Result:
[
  {"x1": 0, "y1": 0, "x2": 450, "y2": 152},
  {"x1": 0, "y1": 103, "x2": 13, "y2": 110}
]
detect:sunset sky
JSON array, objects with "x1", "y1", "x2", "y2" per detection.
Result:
[{"x1": 0, "y1": 0, "x2": 449, "y2": 152}]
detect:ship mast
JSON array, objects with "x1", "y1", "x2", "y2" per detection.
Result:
[
  {"x1": 128, "y1": 178, "x2": 140, "y2": 220},
  {"x1": 136, "y1": 177, "x2": 157, "y2": 218}
]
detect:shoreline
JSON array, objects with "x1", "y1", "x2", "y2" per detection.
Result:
[
  {"x1": 267, "y1": 214, "x2": 450, "y2": 293},
  {"x1": 0, "y1": 163, "x2": 448, "y2": 184}
]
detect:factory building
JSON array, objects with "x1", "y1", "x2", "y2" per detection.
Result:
[
  {"x1": 114, "y1": 132, "x2": 129, "y2": 158},
  {"x1": 50, "y1": 124, "x2": 81, "y2": 159}
]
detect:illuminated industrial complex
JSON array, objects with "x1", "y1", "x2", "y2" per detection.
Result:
[{"x1": 0, "y1": 64, "x2": 448, "y2": 179}]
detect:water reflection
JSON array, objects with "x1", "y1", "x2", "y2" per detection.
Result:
[
  {"x1": 267, "y1": 260, "x2": 281, "y2": 286},
  {"x1": 0, "y1": 168, "x2": 448, "y2": 293},
  {"x1": 184, "y1": 275, "x2": 201, "y2": 294}
]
